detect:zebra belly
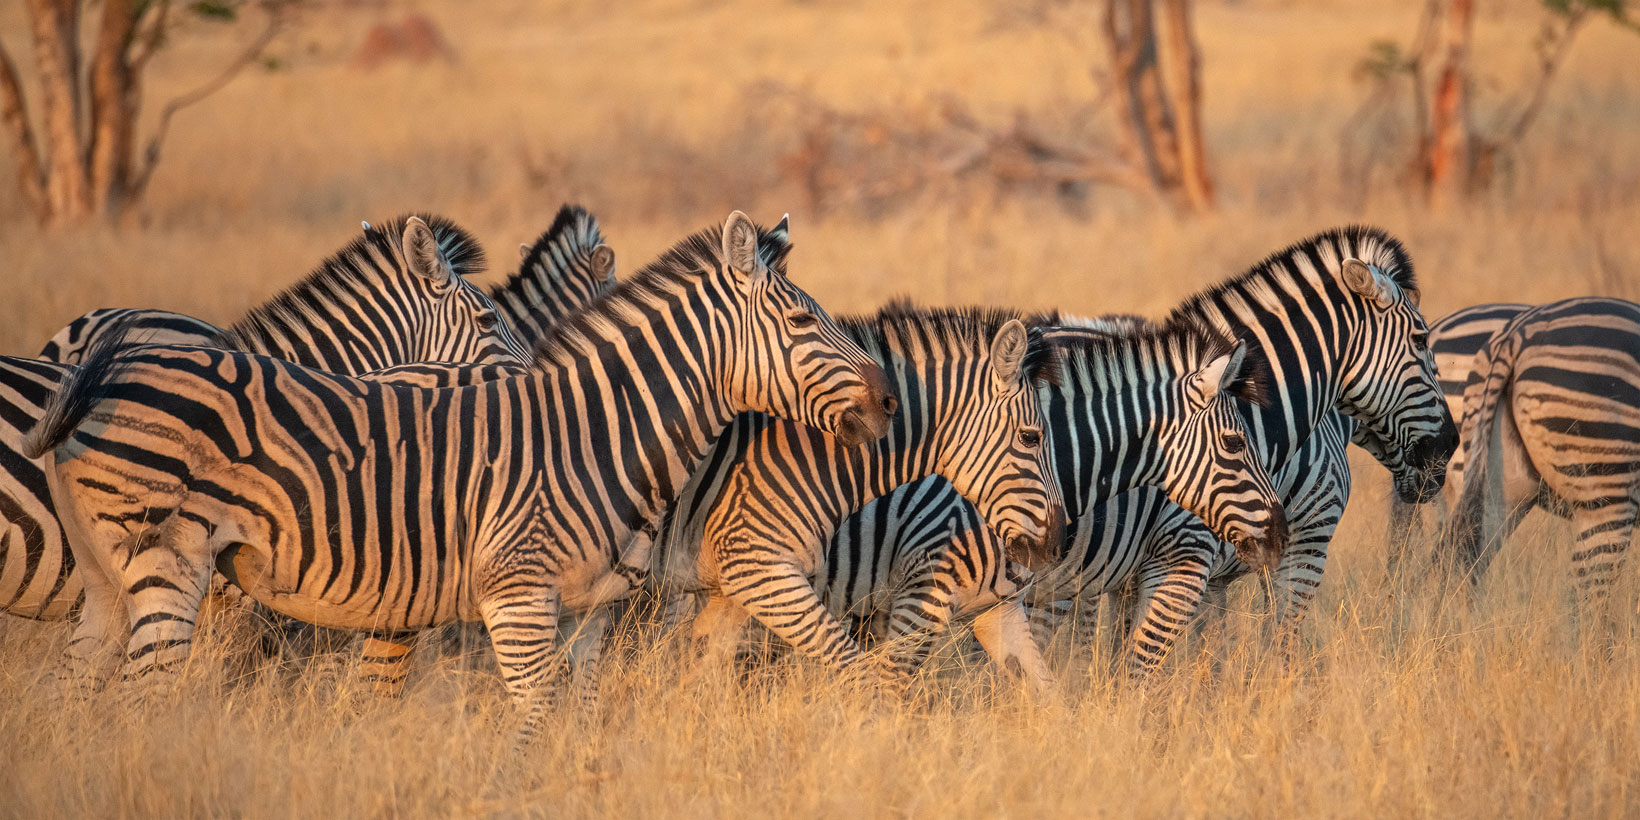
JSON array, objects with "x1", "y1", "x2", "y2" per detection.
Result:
[{"x1": 219, "y1": 539, "x2": 467, "y2": 632}]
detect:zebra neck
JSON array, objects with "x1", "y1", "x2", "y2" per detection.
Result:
[
  {"x1": 856, "y1": 373, "x2": 944, "y2": 501},
  {"x1": 1044, "y1": 383, "x2": 1164, "y2": 509},
  {"x1": 1201, "y1": 286, "x2": 1353, "y2": 468},
  {"x1": 526, "y1": 298, "x2": 739, "y2": 536},
  {"x1": 231, "y1": 310, "x2": 395, "y2": 374}
]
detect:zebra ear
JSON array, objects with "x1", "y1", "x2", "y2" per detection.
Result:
[
  {"x1": 1342, "y1": 258, "x2": 1396, "y2": 310},
  {"x1": 590, "y1": 244, "x2": 617, "y2": 282},
  {"x1": 519, "y1": 243, "x2": 532, "y2": 260},
  {"x1": 990, "y1": 319, "x2": 1030, "y2": 392},
  {"x1": 402, "y1": 217, "x2": 454, "y2": 285},
  {"x1": 769, "y1": 214, "x2": 791, "y2": 245},
  {"x1": 723, "y1": 210, "x2": 766, "y2": 279}
]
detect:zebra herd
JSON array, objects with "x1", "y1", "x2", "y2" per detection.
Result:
[{"x1": 2, "y1": 204, "x2": 1635, "y2": 748}]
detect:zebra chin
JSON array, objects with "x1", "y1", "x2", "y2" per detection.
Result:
[
  {"x1": 830, "y1": 366, "x2": 898, "y2": 447},
  {"x1": 1228, "y1": 504, "x2": 1290, "y2": 572},
  {"x1": 1003, "y1": 506, "x2": 1066, "y2": 572}
]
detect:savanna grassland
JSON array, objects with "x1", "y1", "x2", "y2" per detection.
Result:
[{"x1": 2, "y1": 0, "x2": 1639, "y2": 816}]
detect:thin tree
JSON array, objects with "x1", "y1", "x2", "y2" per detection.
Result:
[{"x1": 0, "y1": 0, "x2": 295, "y2": 227}]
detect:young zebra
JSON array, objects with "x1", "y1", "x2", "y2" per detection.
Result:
[
  {"x1": 623, "y1": 304, "x2": 1069, "y2": 686},
  {"x1": 29, "y1": 212, "x2": 895, "y2": 744},
  {"x1": 841, "y1": 228, "x2": 1457, "y2": 679},
  {"x1": 1438, "y1": 297, "x2": 1640, "y2": 602},
  {"x1": 0, "y1": 215, "x2": 531, "y2": 621},
  {"x1": 819, "y1": 316, "x2": 1287, "y2": 687}
]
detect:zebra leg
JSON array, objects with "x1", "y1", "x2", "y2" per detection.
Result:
[
  {"x1": 358, "y1": 635, "x2": 419, "y2": 698},
  {"x1": 717, "y1": 564, "x2": 866, "y2": 678},
  {"x1": 691, "y1": 593, "x2": 753, "y2": 675},
  {"x1": 479, "y1": 591, "x2": 563, "y2": 749},
  {"x1": 1188, "y1": 580, "x2": 1230, "y2": 680},
  {"x1": 880, "y1": 565, "x2": 963, "y2": 685},
  {"x1": 969, "y1": 601, "x2": 1053, "y2": 693},
  {"x1": 115, "y1": 518, "x2": 216, "y2": 698},
  {"x1": 58, "y1": 549, "x2": 127, "y2": 694},
  {"x1": 1126, "y1": 555, "x2": 1211, "y2": 681},
  {"x1": 564, "y1": 608, "x2": 611, "y2": 712},
  {"x1": 1568, "y1": 499, "x2": 1638, "y2": 627},
  {"x1": 1101, "y1": 584, "x2": 1138, "y2": 679}
]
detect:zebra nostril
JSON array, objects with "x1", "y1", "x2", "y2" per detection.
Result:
[{"x1": 881, "y1": 395, "x2": 899, "y2": 416}]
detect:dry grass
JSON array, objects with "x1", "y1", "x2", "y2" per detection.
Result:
[{"x1": 1, "y1": 0, "x2": 1638, "y2": 816}]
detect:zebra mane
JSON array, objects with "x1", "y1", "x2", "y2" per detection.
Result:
[
  {"x1": 529, "y1": 218, "x2": 789, "y2": 366},
  {"x1": 853, "y1": 299, "x2": 1061, "y2": 387},
  {"x1": 1168, "y1": 225, "x2": 1418, "y2": 330},
  {"x1": 1051, "y1": 315, "x2": 1272, "y2": 408},
  {"x1": 493, "y1": 204, "x2": 605, "y2": 303},
  {"x1": 231, "y1": 214, "x2": 486, "y2": 341}
]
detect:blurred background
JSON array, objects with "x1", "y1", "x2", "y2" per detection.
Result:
[{"x1": 1, "y1": 0, "x2": 1635, "y2": 359}]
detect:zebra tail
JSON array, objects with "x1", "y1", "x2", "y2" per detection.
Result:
[
  {"x1": 21, "y1": 315, "x2": 169, "y2": 460},
  {"x1": 1440, "y1": 327, "x2": 1523, "y2": 571}
]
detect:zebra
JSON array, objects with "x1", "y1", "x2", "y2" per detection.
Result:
[
  {"x1": 828, "y1": 227, "x2": 1458, "y2": 680},
  {"x1": 1, "y1": 214, "x2": 532, "y2": 621},
  {"x1": 28, "y1": 211, "x2": 896, "y2": 745},
  {"x1": 1438, "y1": 297, "x2": 1640, "y2": 605},
  {"x1": 1367, "y1": 303, "x2": 1532, "y2": 563},
  {"x1": 812, "y1": 316, "x2": 1289, "y2": 688},
  {"x1": 488, "y1": 203, "x2": 618, "y2": 350},
  {"x1": 594, "y1": 303, "x2": 1067, "y2": 688}
]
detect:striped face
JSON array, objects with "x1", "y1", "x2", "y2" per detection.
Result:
[
  {"x1": 395, "y1": 216, "x2": 531, "y2": 366},
  {"x1": 720, "y1": 212, "x2": 895, "y2": 447},
  {"x1": 1156, "y1": 347, "x2": 1289, "y2": 571},
  {"x1": 1335, "y1": 260, "x2": 1460, "y2": 502},
  {"x1": 945, "y1": 321, "x2": 1065, "y2": 571}
]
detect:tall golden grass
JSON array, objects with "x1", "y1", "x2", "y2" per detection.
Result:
[{"x1": 0, "y1": 0, "x2": 1637, "y2": 815}]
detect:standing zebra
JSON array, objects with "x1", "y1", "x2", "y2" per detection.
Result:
[
  {"x1": 624, "y1": 304, "x2": 1070, "y2": 686},
  {"x1": 1, "y1": 215, "x2": 532, "y2": 621},
  {"x1": 814, "y1": 316, "x2": 1289, "y2": 688},
  {"x1": 30, "y1": 212, "x2": 895, "y2": 745},
  {"x1": 1439, "y1": 297, "x2": 1640, "y2": 603},
  {"x1": 834, "y1": 227, "x2": 1457, "y2": 679}
]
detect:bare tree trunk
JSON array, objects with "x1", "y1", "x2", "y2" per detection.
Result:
[
  {"x1": 89, "y1": 0, "x2": 140, "y2": 218},
  {"x1": 26, "y1": 0, "x2": 91, "y2": 225},
  {"x1": 1156, "y1": 0, "x2": 1214, "y2": 211},
  {"x1": 1106, "y1": 0, "x2": 1181, "y2": 194},
  {"x1": 1426, "y1": 0, "x2": 1474, "y2": 205},
  {"x1": 0, "y1": 43, "x2": 49, "y2": 221}
]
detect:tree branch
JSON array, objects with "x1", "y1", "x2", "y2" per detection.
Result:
[
  {"x1": 0, "y1": 40, "x2": 49, "y2": 221},
  {"x1": 126, "y1": 4, "x2": 284, "y2": 203},
  {"x1": 128, "y1": 0, "x2": 173, "y2": 73},
  {"x1": 1497, "y1": 10, "x2": 1587, "y2": 148}
]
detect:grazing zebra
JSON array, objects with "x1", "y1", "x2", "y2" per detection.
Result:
[
  {"x1": 616, "y1": 304, "x2": 1068, "y2": 687},
  {"x1": 1372, "y1": 303, "x2": 1531, "y2": 561},
  {"x1": 1, "y1": 215, "x2": 530, "y2": 621},
  {"x1": 1439, "y1": 297, "x2": 1640, "y2": 602},
  {"x1": 815, "y1": 316, "x2": 1288, "y2": 688},
  {"x1": 30, "y1": 212, "x2": 895, "y2": 745},
  {"x1": 838, "y1": 227, "x2": 1457, "y2": 680}
]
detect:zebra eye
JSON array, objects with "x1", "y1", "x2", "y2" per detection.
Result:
[
  {"x1": 1222, "y1": 432, "x2": 1246, "y2": 454},
  {"x1": 1018, "y1": 428, "x2": 1042, "y2": 449},
  {"x1": 1411, "y1": 331, "x2": 1429, "y2": 351},
  {"x1": 477, "y1": 312, "x2": 499, "y2": 332},
  {"x1": 787, "y1": 311, "x2": 816, "y2": 330}
]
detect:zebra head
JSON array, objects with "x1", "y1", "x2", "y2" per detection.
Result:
[
  {"x1": 1158, "y1": 338, "x2": 1290, "y2": 572},
  {"x1": 971, "y1": 319, "x2": 1066, "y2": 569},
  {"x1": 389, "y1": 216, "x2": 531, "y2": 367},
  {"x1": 718, "y1": 211, "x2": 896, "y2": 447},
  {"x1": 493, "y1": 204, "x2": 620, "y2": 349},
  {"x1": 864, "y1": 308, "x2": 1067, "y2": 570},
  {"x1": 1333, "y1": 249, "x2": 1460, "y2": 502}
]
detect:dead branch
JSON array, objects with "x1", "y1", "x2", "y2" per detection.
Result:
[{"x1": 127, "y1": 3, "x2": 286, "y2": 204}]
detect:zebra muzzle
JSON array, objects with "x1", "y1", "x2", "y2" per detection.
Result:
[{"x1": 1231, "y1": 504, "x2": 1290, "y2": 572}]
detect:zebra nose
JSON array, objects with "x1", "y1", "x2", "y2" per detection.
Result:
[{"x1": 881, "y1": 395, "x2": 899, "y2": 416}]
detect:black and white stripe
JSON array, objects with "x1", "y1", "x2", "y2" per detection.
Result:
[
  {"x1": 30, "y1": 211, "x2": 893, "y2": 744},
  {"x1": 1437, "y1": 297, "x2": 1640, "y2": 600},
  {"x1": 0, "y1": 215, "x2": 528, "y2": 621}
]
